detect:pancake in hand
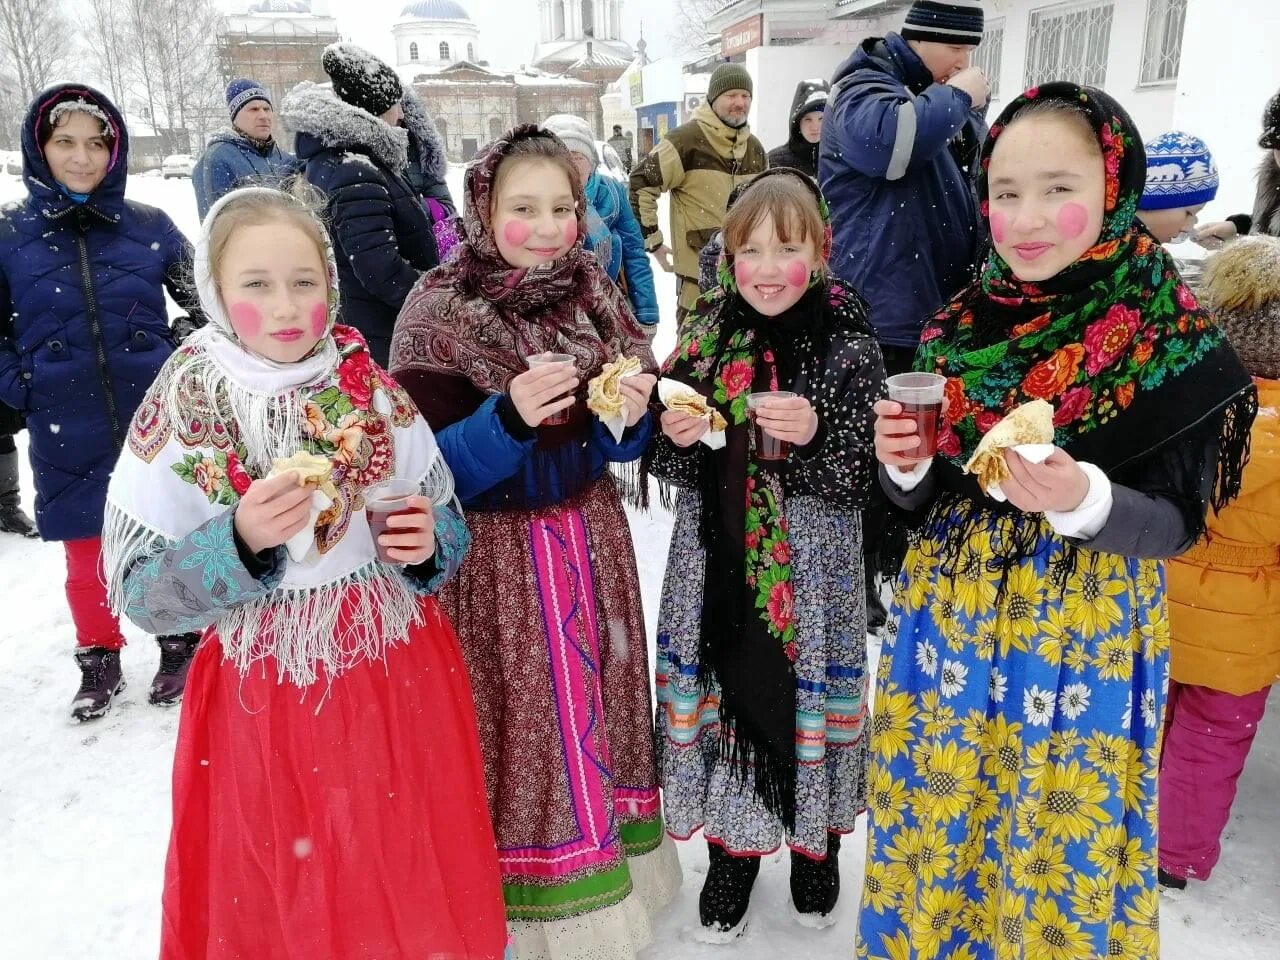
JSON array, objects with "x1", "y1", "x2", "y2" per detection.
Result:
[
  {"x1": 963, "y1": 399, "x2": 1055, "y2": 493},
  {"x1": 665, "y1": 387, "x2": 728, "y2": 432},
  {"x1": 269, "y1": 451, "x2": 339, "y2": 501},
  {"x1": 587, "y1": 355, "x2": 643, "y2": 419}
]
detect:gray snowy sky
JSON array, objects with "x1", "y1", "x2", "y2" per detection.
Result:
[{"x1": 218, "y1": 1, "x2": 681, "y2": 71}]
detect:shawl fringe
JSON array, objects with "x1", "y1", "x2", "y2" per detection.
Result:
[{"x1": 102, "y1": 502, "x2": 424, "y2": 690}]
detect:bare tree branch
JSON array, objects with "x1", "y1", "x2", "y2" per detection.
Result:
[
  {"x1": 668, "y1": 0, "x2": 723, "y2": 57},
  {"x1": 0, "y1": 0, "x2": 73, "y2": 102},
  {"x1": 79, "y1": 0, "x2": 130, "y2": 108}
]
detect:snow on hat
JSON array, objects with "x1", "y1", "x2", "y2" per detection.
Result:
[
  {"x1": 322, "y1": 43, "x2": 403, "y2": 119},
  {"x1": 901, "y1": 1, "x2": 985, "y2": 46},
  {"x1": 708, "y1": 64, "x2": 753, "y2": 108},
  {"x1": 542, "y1": 114, "x2": 597, "y2": 170},
  {"x1": 1261, "y1": 89, "x2": 1280, "y2": 150},
  {"x1": 226, "y1": 78, "x2": 271, "y2": 121},
  {"x1": 1141, "y1": 131, "x2": 1220, "y2": 211}
]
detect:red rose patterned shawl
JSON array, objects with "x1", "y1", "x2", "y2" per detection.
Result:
[
  {"x1": 915, "y1": 83, "x2": 1255, "y2": 570},
  {"x1": 101, "y1": 188, "x2": 455, "y2": 687}
]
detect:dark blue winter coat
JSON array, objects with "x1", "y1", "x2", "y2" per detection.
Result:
[
  {"x1": 192, "y1": 128, "x2": 297, "y2": 220},
  {"x1": 281, "y1": 83, "x2": 438, "y2": 367},
  {"x1": 0, "y1": 84, "x2": 200, "y2": 541},
  {"x1": 586, "y1": 174, "x2": 659, "y2": 327},
  {"x1": 819, "y1": 33, "x2": 987, "y2": 349}
]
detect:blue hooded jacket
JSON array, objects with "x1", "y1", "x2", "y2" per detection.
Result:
[
  {"x1": 0, "y1": 83, "x2": 200, "y2": 541},
  {"x1": 819, "y1": 33, "x2": 987, "y2": 349},
  {"x1": 192, "y1": 128, "x2": 297, "y2": 221},
  {"x1": 585, "y1": 174, "x2": 659, "y2": 327}
]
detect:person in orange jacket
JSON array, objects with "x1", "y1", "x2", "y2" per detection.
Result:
[{"x1": 1161, "y1": 234, "x2": 1280, "y2": 888}]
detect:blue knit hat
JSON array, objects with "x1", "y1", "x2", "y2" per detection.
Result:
[
  {"x1": 1141, "y1": 131, "x2": 1220, "y2": 210},
  {"x1": 226, "y1": 78, "x2": 271, "y2": 121}
]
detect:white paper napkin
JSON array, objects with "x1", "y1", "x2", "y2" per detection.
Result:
[
  {"x1": 985, "y1": 443, "x2": 1055, "y2": 502},
  {"x1": 596, "y1": 366, "x2": 645, "y2": 443}
]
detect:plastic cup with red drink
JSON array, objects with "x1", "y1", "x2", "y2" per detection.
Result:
[
  {"x1": 367, "y1": 479, "x2": 428, "y2": 564},
  {"x1": 746, "y1": 391, "x2": 797, "y2": 461},
  {"x1": 885, "y1": 372, "x2": 946, "y2": 461},
  {"x1": 525, "y1": 352, "x2": 577, "y2": 425}
]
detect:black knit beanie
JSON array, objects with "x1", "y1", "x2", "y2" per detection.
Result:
[
  {"x1": 322, "y1": 42, "x2": 403, "y2": 118},
  {"x1": 900, "y1": 0, "x2": 985, "y2": 47}
]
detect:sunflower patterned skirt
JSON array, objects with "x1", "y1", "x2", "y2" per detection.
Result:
[{"x1": 855, "y1": 502, "x2": 1167, "y2": 960}]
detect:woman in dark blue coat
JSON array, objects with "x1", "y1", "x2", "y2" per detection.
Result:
[
  {"x1": 281, "y1": 44, "x2": 439, "y2": 366},
  {"x1": 0, "y1": 83, "x2": 204, "y2": 721}
]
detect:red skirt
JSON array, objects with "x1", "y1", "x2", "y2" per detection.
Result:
[{"x1": 160, "y1": 598, "x2": 507, "y2": 960}]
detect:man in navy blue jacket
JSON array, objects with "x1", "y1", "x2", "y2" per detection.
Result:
[
  {"x1": 820, "y1": 0, "x2": 989, "y2": 376},
  {"x1": 193, "y1": 78, "x2": 297, "y2": 220}
]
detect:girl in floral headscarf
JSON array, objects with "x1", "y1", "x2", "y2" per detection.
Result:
[
  {"x1": 859, "y1": 84, "x2": 1256, "y2": 960},
  {"x1": 390, "y1": 126, "x2": 680, "y2": 960},
  {"x1": 101, "y1": 185, "x2": 506, "y2": 959},
  {"x1": 652, "y1": 167, "x2": 884, "y2": 937}
]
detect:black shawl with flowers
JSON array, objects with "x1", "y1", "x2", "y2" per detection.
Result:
[
  {"x1": 655, "y1": 168, "x2": 882, "y2": 828},
  {"x1": 914, "y1": 83, "x2": 1255, "y2": 571}
]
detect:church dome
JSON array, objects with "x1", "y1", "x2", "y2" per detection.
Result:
[{"x1": 399, "y1": 0, "x2": 470, "y2": 19}]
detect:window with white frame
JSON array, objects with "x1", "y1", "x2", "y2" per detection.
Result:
[
  {"x1": 1024, "y1": 1, "x2": 1115, "y2": 88},
  {"x1": 971, "y1": 20, "x2": 1004, "y2": 99},
  {"x1": 1140, "y1": 0, "x2": 1187, "y2": 85}
]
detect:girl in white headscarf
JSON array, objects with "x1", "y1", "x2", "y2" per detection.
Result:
[{"x1": 102, "y1": 185, "x2": 508, "y2": 959}]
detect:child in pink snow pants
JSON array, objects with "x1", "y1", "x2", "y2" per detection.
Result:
[{"x1": 1162, "y1": 236, "x2": 1280, "y2": 887}]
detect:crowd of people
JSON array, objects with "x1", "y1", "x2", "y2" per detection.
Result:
[{"x1": 2, "y1": 0, "x2": 1278, "y2": 957}]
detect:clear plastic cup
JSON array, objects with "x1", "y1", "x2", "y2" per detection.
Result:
[
  {"x1": 525, "y1": 352, "x2": 577, "y2": 425},
  {"x1": 746, "y1": 391, "x2": 797, "y2": 461},
  {"x1": 885, "y1": 373, "x2": 946, "y2": 462},
  {"x1": 366, "y1": 479, "x2": 425, "y2": 564}
]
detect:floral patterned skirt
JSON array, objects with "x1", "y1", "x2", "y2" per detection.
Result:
[
  {"x1": 855, "y1": 502, "x2": 1167, "y2": 960},
  {"x1": 436, "y1": 476, "x2": 680, "y2": 959},
  {"x1": 656, "y1": 491, "x2": 870, "y2": 858}
]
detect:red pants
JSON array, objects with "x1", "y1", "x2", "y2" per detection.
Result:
[
  {"x1": 1159, "y1": 678, "x2": 1271, "y2": 880},
  {"x1": 64, "y1": 537, "x2": 125, "y2": 650}
]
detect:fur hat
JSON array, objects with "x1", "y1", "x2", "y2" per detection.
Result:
[
  {"x1": 226, "y1": 78, "x2": 271, "y2": 121},
  {"x1": 1201, "y1": 235, "x2": 1280, "y2": 379},
  {"x1": 708, "y1": 64, "x2": 753, "y2": 109},
  {"x1": 901, "y1": 0, "x2": 985, "y2": 47},
  {"x1": 1141, "y1": 131, "x2": 1220, "y2": 210},
  {"x1": 541, "y1": 114, "x2": 597, "y2": 170},
  {"x1": 1261, "y1": 89, "x2": 1280, "y2": 150},
  {"x1": 322, "y1": 43, "x2": 403, "y2": 118}
]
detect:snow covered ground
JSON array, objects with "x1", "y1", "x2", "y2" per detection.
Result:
[{"x1": 1, "y1": 169, "x2": 1276, "y2": 958}]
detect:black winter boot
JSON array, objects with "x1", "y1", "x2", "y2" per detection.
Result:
[
  {"x1": 698, "y1": 842, "x2": 761, "y2": 940},
  {"x1": 0, "y1": 447, "x2": 37, "y2": 538},
  {"x1": 71, "y1": 647, "x2": 125, "y2": 722},
  {"x1": 1158, "y1": 867, "x2": 1187, "y2": 890},
  {"x1": 790, "y1": 831, "x2": 842, "y2": 925},
  {"x1": 149, "y1": 633, "x2": 202, "y2": 705}
]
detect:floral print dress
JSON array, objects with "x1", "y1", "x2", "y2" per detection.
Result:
[
  {"x1": 855, "y1": 507, "x2": 1166, "y2": 960},
  {"x1": 651, "y1": 282, "x2": 884, "y2": 857}
]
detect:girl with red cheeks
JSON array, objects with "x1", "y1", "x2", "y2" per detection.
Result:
[
  {"x1": 390, "y1": 126, "x2": 680, "y2": 960},
  {"x1": 651, "y1": 168, "x2": 884, "y2": 937},
  {"x1": 861, "y1": 83, "x2": 1257, "y2": 960}
]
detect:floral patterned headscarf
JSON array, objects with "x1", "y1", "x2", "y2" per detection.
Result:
[
  {"x1": 917, "y1": 83, "x2": 1254, "y2": 507},
  {"x1": 661, "y1": 168, "x2": 872, "y2": 829}
]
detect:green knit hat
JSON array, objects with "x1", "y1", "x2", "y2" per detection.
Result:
[{"x1": 708, "y1": 63, "x2": 753, "y2": 108}]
